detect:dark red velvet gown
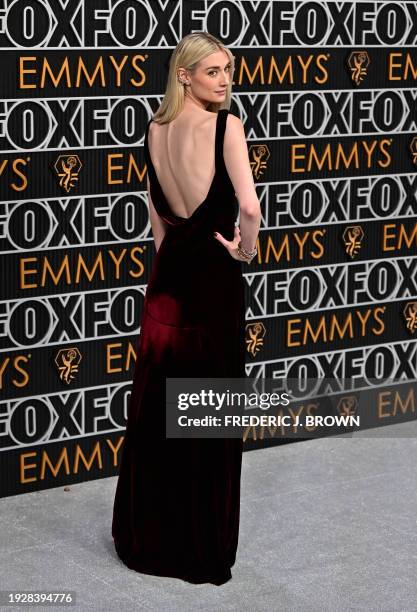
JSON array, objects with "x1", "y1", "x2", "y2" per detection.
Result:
[{"x1": 112, "y1": 108, "x2": 245, "y2": 586}]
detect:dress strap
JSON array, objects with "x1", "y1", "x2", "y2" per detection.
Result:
[
  {"x1": 143, "y1": 117, "x2": 153, "y2": 171},
  {"x1": 215, "y1": 108, "x2": 229, "y2": 168}
]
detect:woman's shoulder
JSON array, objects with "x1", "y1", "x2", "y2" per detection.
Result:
[{"x1": 223, "y1": 111, "x2": 244, "y2": 139}]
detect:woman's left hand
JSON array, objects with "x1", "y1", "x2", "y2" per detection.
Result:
[{"x1": 213, "y1": 225, "x2": 248, "y2": 262}]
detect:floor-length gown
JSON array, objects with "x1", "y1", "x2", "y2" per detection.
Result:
[{"x1": 112, "y1": 108, "x2": 246, "y2": 586}]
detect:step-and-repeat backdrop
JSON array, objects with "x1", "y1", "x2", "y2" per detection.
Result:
[{"x1": 1, "y1": 0, "x2": 417, "y2": 496}]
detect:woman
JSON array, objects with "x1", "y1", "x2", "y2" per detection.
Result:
[{"x1": 112, "y1": 32, "x2": 261, "y2": 586}]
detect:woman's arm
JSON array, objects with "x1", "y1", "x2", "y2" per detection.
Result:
[
  {"x1": 147, "y1": 175, "x2": 168, "y2": 252},
  {"x1": 222, "y1": 114, "x2": 261, "y2": 253}
]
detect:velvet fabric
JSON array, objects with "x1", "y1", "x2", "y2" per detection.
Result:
[{"x1": 112, "y1": 109, "x2": 245, "y2": 586}]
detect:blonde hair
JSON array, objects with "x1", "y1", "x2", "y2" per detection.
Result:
[{"x1": 152, "y1": 32, "x2": 235, "y2": 124}]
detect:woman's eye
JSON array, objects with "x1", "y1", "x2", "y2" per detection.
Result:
[{"x1": 208, "y1": 67, "x2": 231, "y2": 76}]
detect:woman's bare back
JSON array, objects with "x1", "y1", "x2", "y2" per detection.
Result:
[{"x1": 147, "y1": 111, "x2": 218, "y2": 220}]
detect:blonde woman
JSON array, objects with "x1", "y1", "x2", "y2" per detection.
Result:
[{"x1": 112, "y1": 32, "x2": 261, "y2": 586}]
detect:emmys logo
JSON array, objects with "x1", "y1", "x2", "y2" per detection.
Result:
[
  {"x1": 343, "y1": 225, "x2": 363, "y2": 259},
  {"x1": 337, "y1": 395, "x2": 358, "y2": 417},
  {"x1": 53, "y1": 154, "x2": 82, "y2": 192},
  {"x1": 249, "y1": 144, "x2": 270, "y2": 179},
  {"x1": 55, "y1": 347, "x2": 82, "y2": 384},
  {"x1": 403, "y1": 302, "x2": 417, "y2": 334},
  {"x1": 347, "y1": 51, "x2": 370, "y2": 85},
  {"x1": 245, "y1": 322, "x2": 266, "y2": 356},
  {"x1": 409, "y1": 137, "x2": 417, "y2": 165}
]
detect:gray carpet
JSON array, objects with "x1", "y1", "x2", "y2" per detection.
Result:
[{"x1": 1, "y1": 423, "x2": 416, "y2": 611}]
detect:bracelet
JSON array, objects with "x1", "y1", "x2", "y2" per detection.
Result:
[
  {"x1": 238, "y1": 241, "x2": 257, "y2": 257},
  {"x1": 237, "y1": 244, "x2": 257, "y2": 263},
  {"x1": 237, "y1": 242, "x2": 258, "y2": 263}
]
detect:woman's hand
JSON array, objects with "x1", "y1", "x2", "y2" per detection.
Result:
[{"x1": 213, "y1": 225, "x2": 250, "y2": 262}]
